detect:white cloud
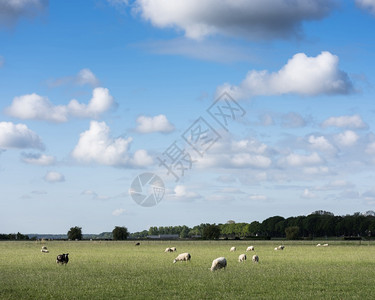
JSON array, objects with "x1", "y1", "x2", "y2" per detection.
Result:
[
  {"x1": 198, "y1": 137, "x2": 272, "y2": 169},
  {"x1": 322, "y1": 114, "x2": 367, "y2": 129},
  {"x1": 308, "y1": 135, "x2": 337, "y2": 154},
  {"x1": 68, "y1": 87, "x2": 115, "y2": 118},
  {"x1": 112, "y1": 208, "x2": 126, "y2": 216},
  {"x1": 334, "y1": 130, "x2": 359, "y2": 147},
  {"x1": 5, "y1": 93, "x2": 68, "y2": 122},
  {"x1": 356, "y1": 0, "x2": 375, "y2": 15},
  {"x1": 279, "y1": 152, "x2": 323, "y2": 167},
  {"x1": 49, "y1": 68, "x2": 100, "y2": 88},
  {"x1": 218, "y1": 51, "x2": 352, "y2": 99},
  {"x1": 44, "y1": 171, "x2": 65, "y2": 183},
  {"x1": 0, "y1": 122, "x2": 44, "y2": 150},
  {"x1": 136, "y1": 114, "x2": 174, "y2": 133},
  {"x1": 0, "y1": 0, "x2": 47, "y2": 28},
  {"x1": 172, "y1": 185, "x2": 200, "y2": 200},
  {"x1": 21, "y1": 152, "x2": 55, "y2": 165},
  {"x1": 134, "y1": 0, "x2": 337, "y2": 40},
  {"x1": 72, "y1": 121, "x2": 132, "y2": 166},
  {"x1": 76, "y1": 68, "x2": 100, "y2": 87},
  {"x1": 130, "y1": 149, "x2": 153, "y2": 167},
  {"x1": 72, "y1": 121, "x2": 152, "y2": 167},
  {"x1": 6, "y1": 87, "x2": 115, "y2": 122}
]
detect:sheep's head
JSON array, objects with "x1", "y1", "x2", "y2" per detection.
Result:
[{"x1": 173, "y1": 259, "x2": 177, "y2": 263}]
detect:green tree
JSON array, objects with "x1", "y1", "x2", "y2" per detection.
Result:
[
  {"x1": 202, "y1": 224, "x2": 221, "y2": 240},
  {"x1": 68, "y1": 226, "x2": 82, "y2": 240},
  {"x1": 112, "y1": 226, "x2": 129, "y2": 240},
  {"x1": 285, "y1": 226, "x2": 300, "y2": 240}
]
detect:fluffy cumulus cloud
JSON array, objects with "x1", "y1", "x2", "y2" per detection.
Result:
[
  {"x1": 0, "y1": 0, "x2": 47, "y2": 28},
  {"x1": 21, "y1": 152, "x2": 55, "y2": 165},
  {"x1": 134, "y1": 0, "x2": 337, "y2": 40},
  {"x1": 0, "y1": 122, "x2": 44, "y2": 150},
  {"x1": 321, "y1": 114, "x2": 367, "y2": 129},
  {"x1": 356, "y1": 0, "x2": 375, "y2": 15},
  {"x1": 334, "y1": 130, "x2": 359, "y2": 147},
  {"x1": 136, "y1": 114, "x2": 175, "y2": 133},
  {"x1": 198, "y1": 138, "x2": 272, "y2": 169},
  {"x1": 72, "y1": 121, "x2": 152, "y2": 167},
  {"x1": 67, "y1": 87, "x2": 115, "y2": 118},
  {"x1": 44, "y1": 171, "x2": 65, "y2": 183},
  {"x1": 218, "y1": 51, "x2": 352, "y2": 99},
  {"x1": 278, "y1": 152, "x2": 323, "y2": 167},
  {"x1": 6, "y1": 87, "x2": 115, "y2": 122},
  {"x1": 308, "y1": 135, "x2": 337, "y2": 154}
]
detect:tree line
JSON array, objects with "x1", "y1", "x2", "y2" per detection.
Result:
[
  {"x1": 130, "y1": 210, "x2": 375, "y2": 240},
  {"x1": 2, "y1": 211, "x2": 375, "y2": 240}
]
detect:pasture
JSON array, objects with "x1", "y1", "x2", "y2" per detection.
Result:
[{"x1": 1, "y1": 240, "x2": 375, "y2": 299}]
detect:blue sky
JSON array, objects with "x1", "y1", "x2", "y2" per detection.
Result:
[{"x1": 1, "y1": 0, "x2": 375, "y2": 234}]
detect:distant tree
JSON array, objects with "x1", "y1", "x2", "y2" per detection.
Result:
[
  {"x1": 112, "y1": 226, "x2": 129, "y2": 240},
  {"x1": 179, "y1": 226, "x2": 190, "y2": 238},
  {"x1": 202, "y1": 224, "x2": 221, "y2": 240},
  {"x1": 68, "y1": 226, "x2": 82, "y2": 240},
  {"x1": 285, "y1": 226, "x2": 300, "y2": 240}
]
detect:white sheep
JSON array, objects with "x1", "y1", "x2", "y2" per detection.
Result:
[
  {"x1": 316, "y1": 243, "x2": 321, "y2": 247},
  {"x1": 252, "y1": 255, "x2": 259, "y2": 263},
  {"x1": 41, "y1": 246, "x2": 49, "y2": 253},
  {"x1": 274, "y1": 245, "x2": 285, "y2": 250},
  {"x1": 230, "y1": 246, "x2": 236, "y2": 252},
  {"x1": 165, "y1": 247, "x2": 173, "y2": 253},
  {"x1": 211, "y1": 257, "x2": 227, "y2": 271},
  {"x1": 238, "y1": 254, "x2": 247, "y2": 262},
  {"x1": 322, "y1": 243, "x2": 329, "y2": 247},
  {"x1": 246, "y1": 246, "x2": 254, "y2": 252},
  {"x1": 171, "y1": 247, "x2": 177, "y2": 252},
  {"x1": 173, "y1": 253, "x2": 191, "y2": 263}
]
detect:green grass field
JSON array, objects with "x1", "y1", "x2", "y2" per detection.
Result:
[{"x1": 1, "y1": 240, "x2": 375, "y2": 299}]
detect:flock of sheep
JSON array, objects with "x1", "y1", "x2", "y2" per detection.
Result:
[
  {"x1": 40, "y1": 242, "x2": 328, "y2": 271},
  {"x1": 168, "y1": 245, "x2": 282, "y2": 271}
]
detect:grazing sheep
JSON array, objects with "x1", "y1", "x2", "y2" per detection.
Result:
[
  {"x1": 165, "y1": 247, "x2": 173, "y2": 253},
  {"x1": 171, "y1": 247, "x2": 177, "y2": 252},
  {"x1": 238, "y1": 254, "x2": 247, "y2": 262},
  {"x1": 173, "y1": 253, "x2": 191, "y2": 263},
  {"x1": 316, "y1": 243, "x2": 321, "y2": 247},
  {"x1": 252, "y1": 255, "x2": 259, "y2": 263},
  {"x1": 274, "y1": 245, "x2": 285, "y2": 250},
  {"x1": 135, "y1": 242, "x2": 140, "y2": 246},
  {"x1": 56, "y1": 253, "x2": 69, "y2": 265},
  {"x1": 322, "y1": 243, "x2": 329, "y2": 247},
  {"x1": 211, "y1": 257, "x2": 227, "y2": 271},
  {"x1": 246, "y1": 246, "x2": 254, "y2": 252},
  {"x1": 230, "y1": 246, "x2": 236, "y2": 252},
  {"x1": 41, "y1": 248, "x2": 49, "y2": 253}
]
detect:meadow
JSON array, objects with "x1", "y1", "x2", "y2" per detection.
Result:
[{"x1": 1, "y1": 240, "x2": 375, "y2": 299}]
